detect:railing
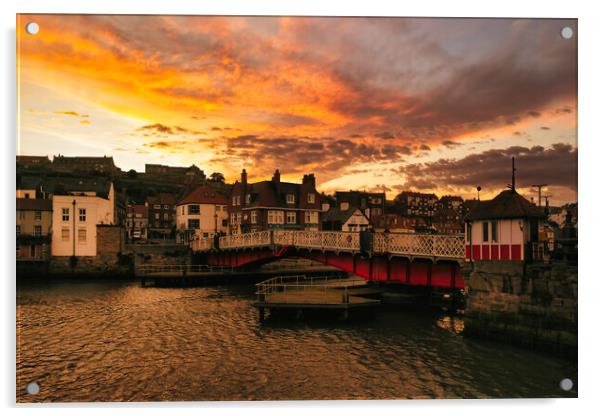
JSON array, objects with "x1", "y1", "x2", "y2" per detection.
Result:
[
  {"x1": 136, "y1": 264, "x2": 235, "y2": 275},
  {"x1": 219, "y1": 230, "x2": 271, "y2": 249},
  {"x1": 255, "y1": 274, "x2": 366, "y2": 304},
  {"x1": 191, "y1": 229, "x2": 465, "y2": 260}
]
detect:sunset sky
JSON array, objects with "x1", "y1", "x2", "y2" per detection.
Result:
[{"x1": 17, "y1": 15, "x2": 577, "y2": 204}]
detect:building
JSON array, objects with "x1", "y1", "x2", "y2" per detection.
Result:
[
  {"x1": 16, "y1": 155, "x2": 51, "y2": 170},
  {"x1": 322, "y1": 206, "x2": 370, "y2": 232},
  {"x1": 229, "y1": 169, "x2": 322, "y2": 234},
  {"x1": 146, "y1": 193, "x2": 177, "y2": 239},
  {"x1": 464, "y1": 189, "x2": 546, "y2": 262},
  {"x1": 334, "y1": 190, "x2": 385, "y2": 219},
  {"x1": 176, "y1": 185, "x2": 229, "y2": 242},
  {"x1": 16, "y1": 198, "x2": 52, "y2": 261},
  {"x1": 126, "y1": 204, "x2": 148, "y2": 241},
  {"x1": 144, "y1": 163, "x2": 206, "y2": 182},
  {"x1": 395, "y1": 191, "x2": 439, "y2": 219},
  {"x1": 51, "y1": 181, "x2": 118, "y2": 257},
  {"x1": 52, "y1": 154, "x2": 121, "y2": 175},
  {"x1": 371, "y1": 213, "x2": 416, "y2": 233}
]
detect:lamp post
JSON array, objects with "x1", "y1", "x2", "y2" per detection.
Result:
[{"x1": 72, "y1": 199, "x2": 76, "y2": 257}]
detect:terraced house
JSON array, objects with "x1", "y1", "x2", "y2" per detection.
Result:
[{"x1": 228, "y1": 169, "x2": 322, "y2": 234}]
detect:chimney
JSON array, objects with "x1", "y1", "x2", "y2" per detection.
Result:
[
  {"x1": 302, "y1": 173, "x2": 316, "y2": 189},
  {"x1": 241, "y1": 169, "x2": 247, "y2": 186},
  {"x1": 272, "y1": 169, "x2": 280, "y2": 184}
]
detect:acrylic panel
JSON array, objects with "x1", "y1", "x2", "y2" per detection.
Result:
[{"x1": 16, "y1": 14, "x2": 578, "y2": 402}]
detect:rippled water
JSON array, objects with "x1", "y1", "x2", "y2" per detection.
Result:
[{"x1": 16, "y1": 279, "x2": 577, "y2": 402}]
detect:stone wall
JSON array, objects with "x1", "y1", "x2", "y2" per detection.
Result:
[
  {"x1": 125, "y1": 244, "x2": 191, "y2": 273},
  {"x1": 464, "y1": 260, "x2": 577, "y2": 358}
]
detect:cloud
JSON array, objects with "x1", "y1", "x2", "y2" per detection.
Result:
[
  {"x1": 398, "y1": 143, "x2": 577, "y2": 193},
  {"x1": 55, "y1": 111, "x2": 89, "y2": 117},
  {"x1": 442, "y1": 140, "x2": 462, "y2": 148}
]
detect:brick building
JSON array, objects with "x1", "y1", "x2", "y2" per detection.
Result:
[
  {"x1": 229, "y1": 169, "x2": 322, "y2": 234},
  {"x1": 394, "y1": 191, "x2": 439, "y2": 219},
  {"x1": 334, "y1": 190, "x2": 385, "y2": 219},
  {"x1": 146, "y1": 193, "x2": 177, "y2": 239}
]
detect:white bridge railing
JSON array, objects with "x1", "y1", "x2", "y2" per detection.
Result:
[{"x1": 191, "y1": 230, "x2": 464, "y2": 260}]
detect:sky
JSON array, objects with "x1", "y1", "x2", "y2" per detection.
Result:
[{"x1": 17, "y1": 15, "x2": 577, "y2": 204}]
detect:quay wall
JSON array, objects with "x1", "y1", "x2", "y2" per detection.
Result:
[
  {"x1": 464, "y1": 260, "x2": 577, "y2": 358},
  {"x1": 18, "y1": 226, "x2": 191, "y2": 278}
]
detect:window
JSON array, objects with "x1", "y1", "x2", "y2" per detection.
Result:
[
  {"x1": 222, "y1": 219, "x2": 228, "y2": 227},
  {"x1": 34, "y1": 225, "x2": 42, "y2": 237},
  {"x1": 305, "y1": 211, "x2": 319, "y2": 224},
  {"x1": 251, "y1": 210, "x2": 258, "y2": 224},
  {"x1": 62, "y1": 207, "x2": 69, "y2": 222},
  {"x1": 163, "y1": 213, "x2": 169, "y2": 220},
  {"x1": 163, "y1": 205, "x2": 169, "y2": 209},
  {"x1": 268, "y1": 210, "x2": 284, "y2": 224},
  {"x1": 188, "y1": 205, "x2": 200, "y2": 215},
  {"x1": 230, "y1": 213, "x2": 237, "y2": 225},
  {"x1": 78, "y1": 228, "x2": 87, "y2": 243},
  {"x1": 372, "y1": 208, "x2": 382, "y2": 216},
  {"x1": 246, "y1": 194, "x2": 251, "y2": 204},
  {"x1": 35, "y1": 211, "x2": 41, "y2": 221},
  {"x1": 232, "y1": 196, "x2": 237, "y2": 206},
  {"x1": 482, "y1": 221, "x2": 489, "y2": 242},
  {"x1": 340, "y1": 202, "x2": 349, "y2": 211},
  {"x1": 188, "y1": 219, "x2": 200, "y2": 229},
  {"x1": 61, "y1": 228, "x2": 70, "y2": 241},
  {"x1": 24, "y1": 193, "x2": 30, "y2": 199},
  {"x1": 491, "y1": 221, "x2": 498, "y2": 242},
  {"x1": 16, "y1": 225, "x2": 20, "y2": 236},
  {"x1": 236, "y1": 213, "x2": 242, "y2": 224},
  {"x1": 79, "y1": 208, "x2": 86, "y2": 222},
  {"x1": 215, "y1": 205, "x2": 221, "y2": 212},
  {"x1": 155, "y1": 213, "x2": 159, "y2": 220},
  {"x1": 286, "y1": 194, "x2": 295, "y2": 204},
  {"x1": 153, "y1": 204, "x2": 161, "y2": 209},
  {"x1": 286, "y1": 211, "x2": 296, "y2": 224},
  {"x1": 307, "y1": 193, "x2": 315, "y2": 204}
]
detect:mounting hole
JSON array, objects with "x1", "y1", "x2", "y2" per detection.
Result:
[
  {"x1": 25, "y1": 22, "x2": 40, "y2": 35},
  {"x1": 559, "y1": 378, "x2": 573, "y2": 391},
  {"x1": 560, "y1": 26, "x2": 573, "y2": 40},
  {"x1": 26, "y1": 381, "x2": 40, "y2": 395}
]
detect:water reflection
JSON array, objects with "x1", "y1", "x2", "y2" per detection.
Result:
[{"x1": 17, "y1": 279, "x2": 577, "y2": 402}]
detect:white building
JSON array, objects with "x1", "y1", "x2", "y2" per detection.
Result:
[
  {"x1": 464, "y1": 189, "x2": 545, "y2": 262},
  {"x1": 176, "y1": 186, "x2": 229, "y2": 241},
  {"x1": 322, "y1": 205, "x2": 370, "y2": 232},
  {"x1": 51, "y1": 182, "x2": 116, "y2": 256}
]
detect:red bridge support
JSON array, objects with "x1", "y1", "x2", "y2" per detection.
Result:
[{"x1": 204, "y1": 247, "x2": 464, "y2": 289}]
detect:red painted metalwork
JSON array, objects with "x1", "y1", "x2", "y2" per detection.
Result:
[{"x1": 205, "y1": 247, "x2": 464, "y2": 289}]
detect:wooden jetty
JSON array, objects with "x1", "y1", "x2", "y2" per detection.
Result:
[
  {"x1": 253, "y1": 274, "x2": 381, "y2": 321},
  {"x1": 137, "y1": 264, "x2": 347, "y2": 287}
]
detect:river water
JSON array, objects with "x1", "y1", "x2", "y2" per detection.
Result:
[{"x1": 16, "y1": 279, "x2": 577, "y2": 402}]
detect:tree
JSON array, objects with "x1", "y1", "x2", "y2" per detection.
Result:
[
  {"x1": 126, "y1": 169, "x2": 138, "y2": 179},
  {"x1": 209, "y1": 172, "x2": 225, "y2": 183}
]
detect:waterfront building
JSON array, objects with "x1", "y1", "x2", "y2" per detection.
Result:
[
  {"x1": 16, "y1": 198, "x2": 52, "y2": 261},
  {"x1": 394, "y1": 191, "x2": 439, "y2": 219},
  {"x1": 51, "y1": 180, "x2": 117, "y2": 256},
  {"x1": 229, "y1": 169, "x2": 322, "y2": 234},
  {"x1": 126, "y1": 204, "x2": 149, "y2": 241},
  {"x1": 464, "y1": 189, "x2": 546, "y2": 262},
  {"x1": 371, "y1": 213, "x2": 416, "y2": 233},
  {"x1": 176, "y1": 185, "x2": 228, "y2": 243},
  {"x1": 146, "y1": 193, "x2": 177, "y2": 239},
  {"x1": 334, "y1": 190, "x2": 385, "y2": 219},
  {"x1": 322, "y1": 205, "x2": 370, "y2": 232}
]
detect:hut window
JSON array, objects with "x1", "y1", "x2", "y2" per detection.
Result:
[{"x1": 482, "y1": 221, "x2": 489, "y2": 242}]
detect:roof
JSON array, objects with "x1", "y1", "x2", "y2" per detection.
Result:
[
  {"x1": 243, "y1": 181, "x2": 301, "y2": 207},
  {"x1": 127, "y1": 204, "x2": 148, "y2": 217},
  {"x1": 17, "y1": 175, "x2": 113, "y2": 198},
  {"x1": 465, "y1": 190, "x2": 546, "y2": 221},
  {"x1": 178, "y1": 186, "x2": 228, "y2": 205},
  {"x1": 147, "y1": 193, "x2": 177, "y2": 206},
  {"x1": 16, "y1": 198, "x2": 52, "y2": 211},
  {"x1": 323, "y1": 205, "x2": 365, "y2": 224}
]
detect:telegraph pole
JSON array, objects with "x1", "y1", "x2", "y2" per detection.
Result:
[{"x1": 531, "y1": 184, "x2": 548, "y2": 207}]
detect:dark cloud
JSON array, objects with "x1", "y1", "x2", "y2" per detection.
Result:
[
  {"x1": 419, "y1": 144, "x2": 431, "y2": 151},
  {"x1": 540, "y1": 126, "x2": 551, "y2": 130},
  {"x1": 527, "y1": 111, "x2": 541, "y2": 118},
  {"x1": 442, "y1": 140, "x2": 462, "y2": 148},
  {"x1": 375, "y1": 131, "x2": 395, "y2": 140},
  {"x1": 399, "y1": 143, "x2": 577, "y2": 192},
  {"x1": 137, "y1": 123, "x2": 202, "y2": 136}
]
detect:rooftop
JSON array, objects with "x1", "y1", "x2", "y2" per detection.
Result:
[{"x1": 465, "y1": 189, "x2": 545, "y2": 221}]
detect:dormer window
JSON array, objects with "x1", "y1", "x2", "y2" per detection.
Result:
[
  {"x1": 307, "y1": 193, "x2": 315, "y2": 204},
  {"x1": 340, "y1": 202, "x2": 349, "y2": 211},
  {"x1": 286, "y1": 194, "x2": 295, "y2": 204}
]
